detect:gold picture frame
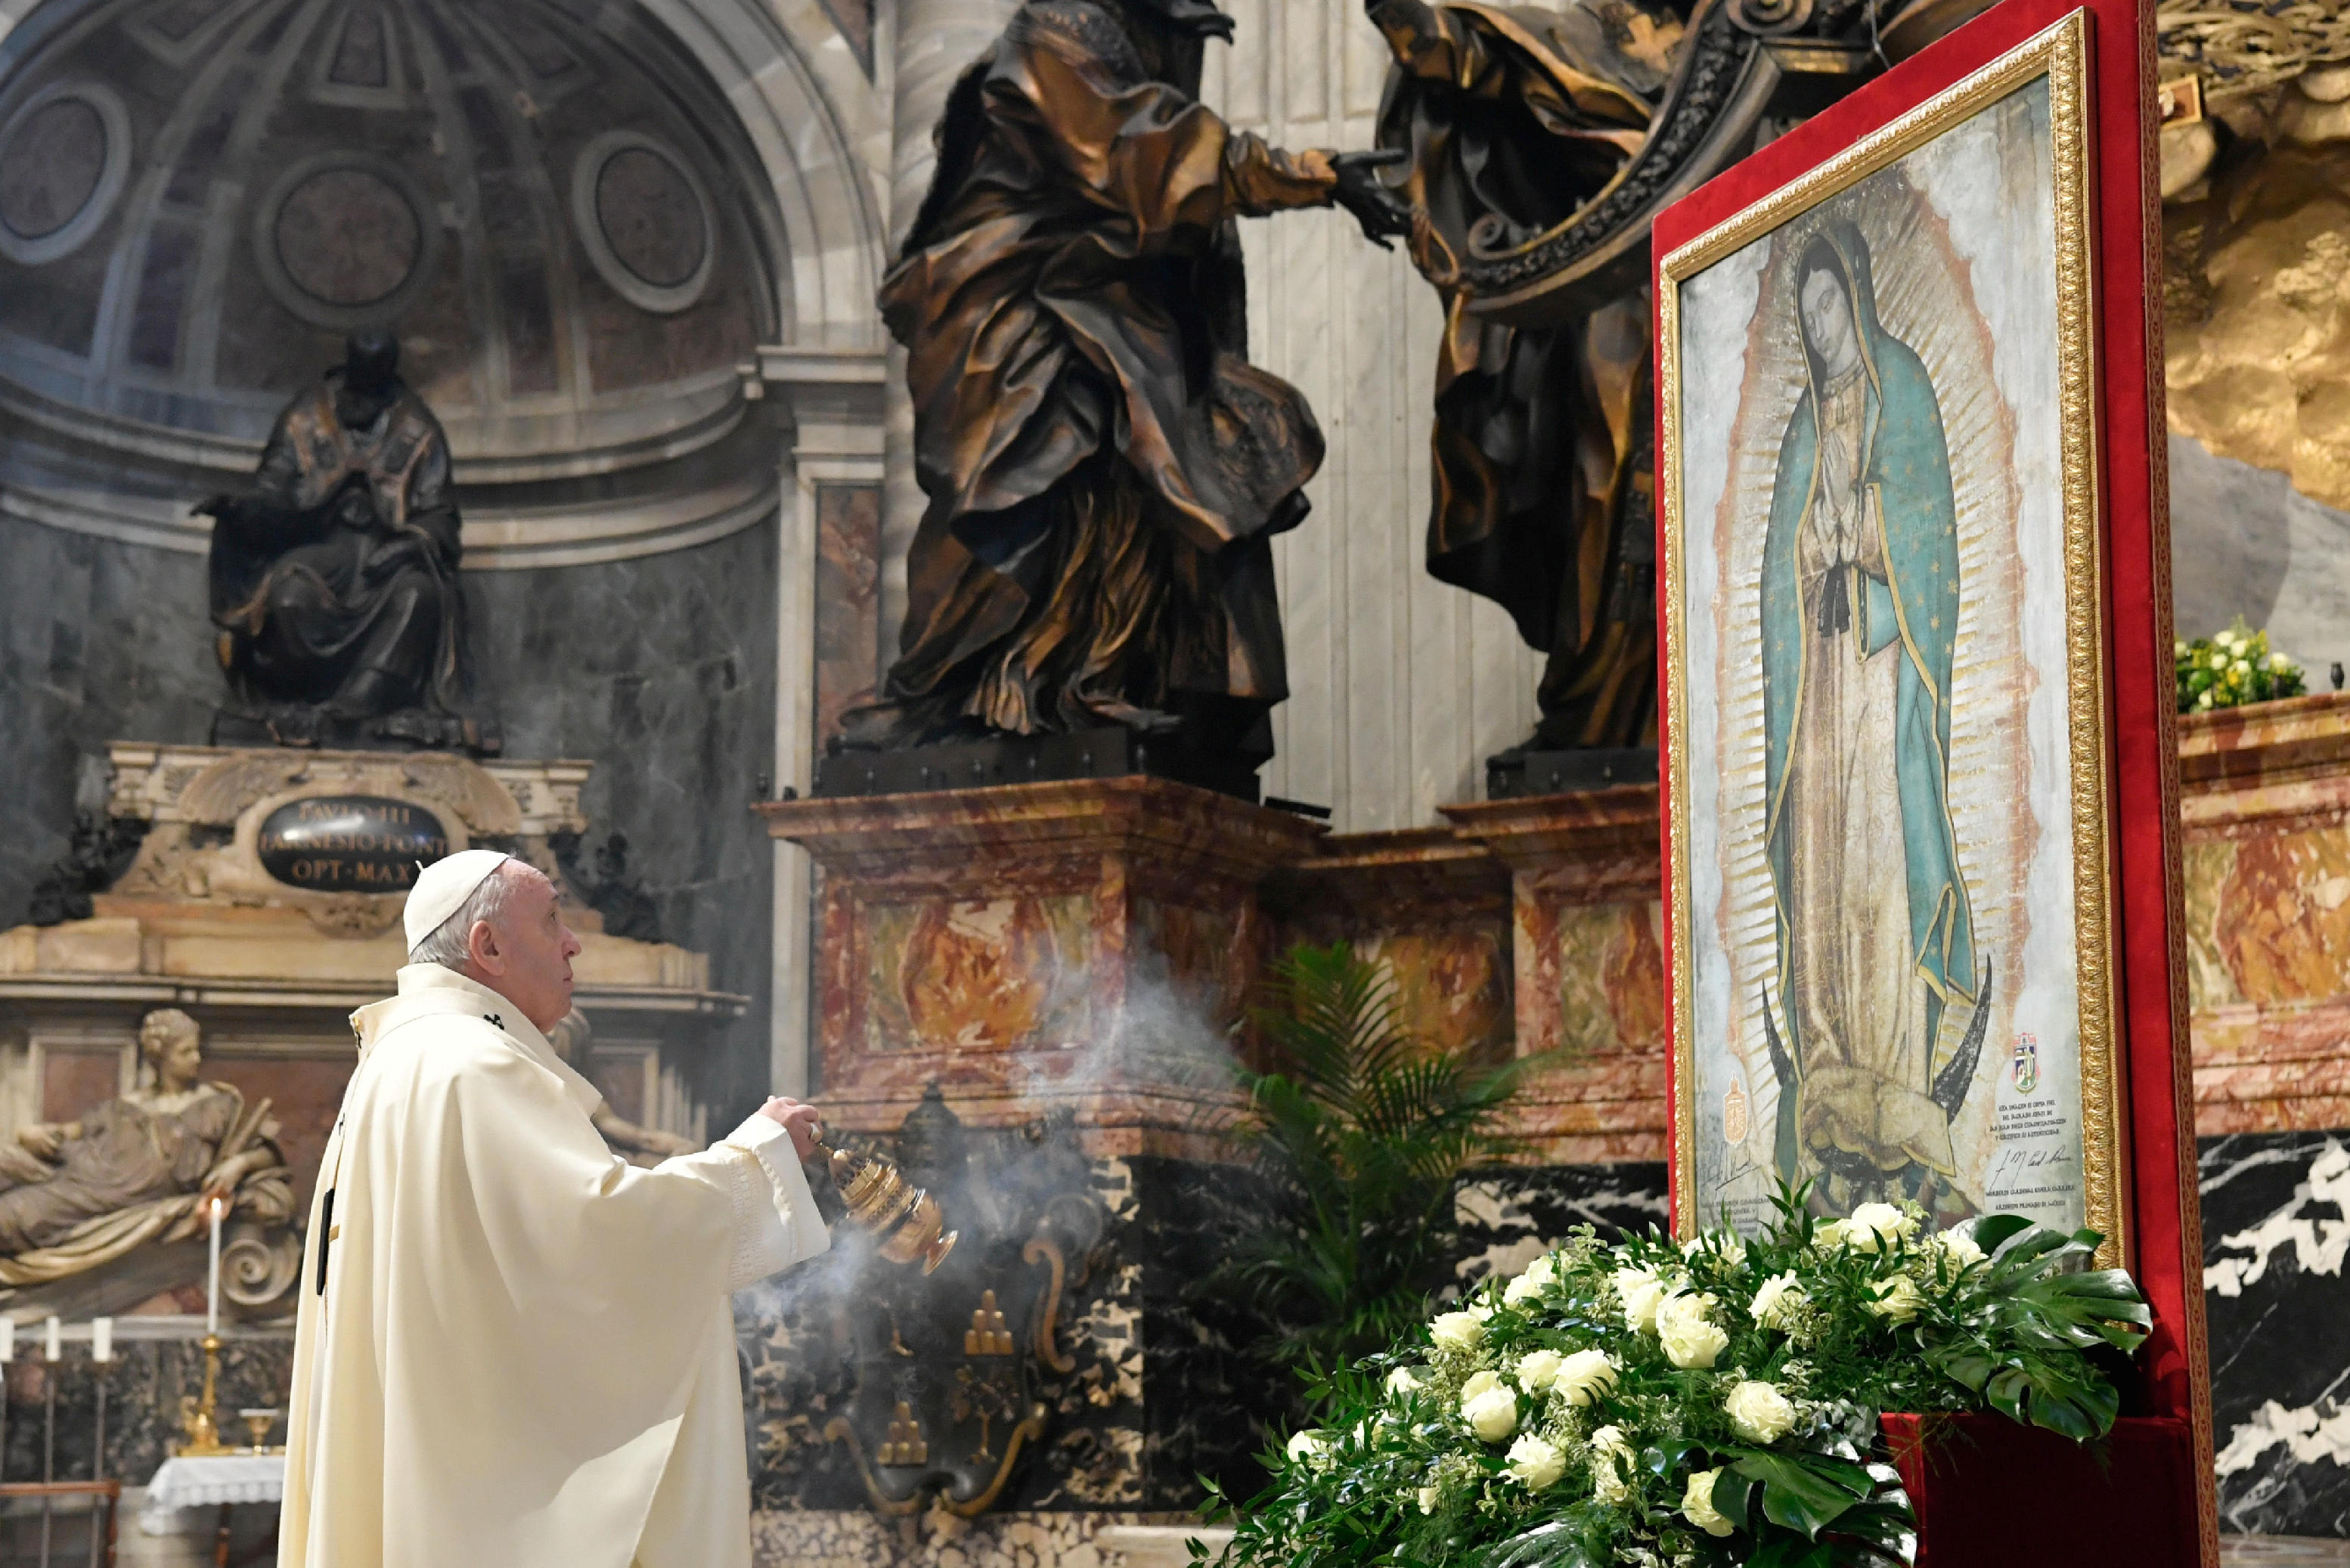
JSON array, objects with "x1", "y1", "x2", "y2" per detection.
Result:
[{"x1": 1655, "y1": 11, "x2": 2124, "y2": 1266}]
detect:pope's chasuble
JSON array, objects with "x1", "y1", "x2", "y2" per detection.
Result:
[{"x1": 279, "y1": 965, "x2": 828, "y2": 1568}]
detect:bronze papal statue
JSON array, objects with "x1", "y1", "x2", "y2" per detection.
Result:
[
  {"x1": 1373, "y1": 0, "x2": 1685, "y2": 757},
  {"x1": 202, "y1": 333, "x2": 479, "y2": 751},
  {"x1": 839, "y1": 0, "x2": 1410, "y2": 769}
]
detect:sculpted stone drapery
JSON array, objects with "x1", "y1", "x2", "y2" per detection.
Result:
[
  {"x1": 841, "y1": 0, "x2": 1409, "y2": 769},
  {"x1": 0, "y1": 1009, "x2": 293, "y2": 1288},
  {"x1": 203, "y1": 333, "x2": 473, "y2": 750},
  {"x1": 1373, "y1": 0, "x2": 1686, "y2": 754}
]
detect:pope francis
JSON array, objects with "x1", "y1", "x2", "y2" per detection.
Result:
[{"x1": 280, "y1": 850, "x2": 829, "y2": 1568}]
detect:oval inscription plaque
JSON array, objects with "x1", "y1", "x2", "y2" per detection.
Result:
[{"x1": 257, "y1": 796, "x2": 450, "y2": 893}]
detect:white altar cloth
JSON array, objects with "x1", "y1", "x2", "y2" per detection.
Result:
[{"x1": 138, "y1": 1455, "x2": 284, "y2": 1535}]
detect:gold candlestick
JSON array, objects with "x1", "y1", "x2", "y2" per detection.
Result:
[
  {"x1": 810, "y1": 1127, "x2": 956, "y2": 1273},
  {"x1": 174, "y1": 1333, "x2": 231, "y2": 1457}
]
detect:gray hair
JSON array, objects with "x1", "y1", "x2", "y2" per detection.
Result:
[{"x1": 408, "y1": 862, "x2": 525, "y2": 968}]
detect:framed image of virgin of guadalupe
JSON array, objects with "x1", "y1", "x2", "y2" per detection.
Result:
[{"x1": 1652, "y1": 0, "x2": 2209, "y2": 1499}]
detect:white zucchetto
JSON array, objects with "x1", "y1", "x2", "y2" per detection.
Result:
[{"x1": 401, "y1": 849, "x2": 514, "y2": 950}]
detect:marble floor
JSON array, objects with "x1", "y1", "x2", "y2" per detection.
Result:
[{"x1": 2225, "y1": 1539, "x2": 2350, "y2": 1566}]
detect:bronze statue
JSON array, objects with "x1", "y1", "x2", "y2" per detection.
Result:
[
  {"x1": 1370, "y1": 0, "x2": 1991, "y2": 766},
  {"x1": 201, "y1": 333, "x2": 475, "y2": 750},
  {"x1": 839, "y1": 0, "x2": 1411, "y2": 768},
  {"x1": 0, "y1": 1009, "x2": 293, "y2": 1286},
  {"x1": 1374, "y1": 0, "x2": 1682, "y2": 755},
  {"x1": 544, "y1": 1010, "x2": 696, "y2": 1167}
]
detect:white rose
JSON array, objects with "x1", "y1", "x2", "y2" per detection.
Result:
[
  {"x1": 1285, "y1": 1430, "x2": 1329, "y2": 1465},
  {"x1": 1430, "y1": 1309, "x2": 1487, "y2": 1351},
  {"x1": 1503, "y1": 1254, "x2": 1556, "y2": 1306},
  {"x1": 1614, "y1": 1266, "x2": 1668, "y2": 1334},
  {"x1": 1682, "y1": 1468, "x2": 1736, "y2": 1537},
  {"x1": 2272, "y1": 652, "x2": 2294, "y2": 671},
  {"x1": 1471, "y1": 1300, "x2": 1496, "y2": 1321},
  {"x1": 1868, "y1": 1274, "x2": 1926, "y2": 1325},
  {"x1": 1657, "y1": 1292, "x2": 1730, "y2": 1370},
  {"x1": 1749, "y1": 1270, "x2": 1807, "y2": 1331},
  {"x1": 1460, "y1": 1368, "x2": 1508, "y2": 1405},
  {"x1": 1462, "y1": 1386, "x2": 1520, "y2": 1443},
  {"x1": 1723, "y1": 1379, "x2": 1797, "y2": 1445},
  {"x1": 1589, "y1": 1426, "x2": 1633, "y2": 1506},
  {"x1": 1387, "y1": 1367, "x2": 1426, "y2": 1398},
  {"x1": 1553, "y1": 1348, "x2": 1618, "y2": 1405},
  {"x1": 1843, "y1": 1202, "x2": 1909, "y2": 1252},
  {"x1": 1932, "y1": 1227, "x2": 1986, "y2": 1270},
  {"x1": 1504, "y1": 1433, "x2": 1567, "y2": 1490},
  {"x1": 1415, "y1": 1485, "x2": 1440, "y2": 1515},
  {"x1": 1812, "y1": 1219, "x2": 1846, "y2": 1250},
  {"x1": 1516, "y1": 1349, "x2": 1566, "y2": 1393}
]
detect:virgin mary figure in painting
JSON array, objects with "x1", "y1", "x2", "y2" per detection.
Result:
[{"x1": 1759, "y1": 218, "x2": 1980, "y2": 1216}]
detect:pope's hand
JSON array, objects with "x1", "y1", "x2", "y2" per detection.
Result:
[{"x1": 757, "y1": 1097, "x2": 821, "y2": 1161}]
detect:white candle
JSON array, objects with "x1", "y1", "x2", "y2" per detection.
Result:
[
  {"x1": 1, "y1": 1319, "x2": 16, "y2": 1362},
  {"x1": 91, "y1": 1318, "x2": 111, "y2": 1365},
  {"x1": 42, "y1": 1318, "x2": 57, "y2": 1362},
  {"x1": 206, "y1": 1195, "x2": 223, "y2": 1335}
]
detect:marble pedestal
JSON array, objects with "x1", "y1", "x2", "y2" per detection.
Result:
[
  {"x1": 759, "y1": 776, "x2": 1326, "y2": 1151},
  {"x1": 753, "y1": 779, "x2": 1325, "y2": 1532}
]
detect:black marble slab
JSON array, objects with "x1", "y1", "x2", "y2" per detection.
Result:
[{"x1": 2203, "y1": 1130, "x2": 2350, "y2": 1535}]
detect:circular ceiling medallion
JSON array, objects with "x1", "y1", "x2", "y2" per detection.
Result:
[
  {"x1": 275, "y1": 167, "x2": 420, "y2": 305},
  {"x1": 0, "y1": 84, "x2": 130, "y2": 265},
  {"x1": 596, "y1": 147, "x2": 706, "y2": 289},
  {"x1": 252, "y1": 152, "x2": 439, "y2": 330},
  {"x1": 571, "y1": 130, "x2": 715, "y2": 315}
]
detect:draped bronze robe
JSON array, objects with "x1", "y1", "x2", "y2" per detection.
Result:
[
  {"x1": 852, "y1": 0, "x2": 1341, "y2": 752},
  {"x1": 1375, "y1": 0, "x2": 1686, "y2": 747}
]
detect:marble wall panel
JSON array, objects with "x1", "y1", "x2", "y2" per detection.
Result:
[
  {"x1": 860, "y1": 895, "x2": 1095, "y2": 1054},
  {"x1": 42, "y1": 1046, "x2": 122, "y2": 1123},
  {"x1": 814, "y1": 484, "x2": 883, "y2": 753},
  {"x1": 0, "y1": 520, "x2": 216, "y2": 932},
  {"x1": 2202, "y1": 1130, "x2": 2350, "y2": 1535}
]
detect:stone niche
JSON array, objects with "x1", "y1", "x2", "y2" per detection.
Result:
[{"x1": 0, "y1": 741, "x2": 746, "y2": 1317}]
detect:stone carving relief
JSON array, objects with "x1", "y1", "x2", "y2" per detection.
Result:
[{"x1": 0, "y1": 1009, "x2": 299, "y2": 1315}]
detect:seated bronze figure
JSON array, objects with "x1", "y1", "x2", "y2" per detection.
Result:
[{"x1": 203, "y1": 333, "x2": 476, "y2": 750}]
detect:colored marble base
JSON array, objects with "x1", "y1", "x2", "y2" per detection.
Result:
[
  {"x1": 758, "y1": 778, "x2": 1325, "y2": 1153},
  {"x1": 2183, "y1": 694, "x2": 2350, "y2": 1134}
]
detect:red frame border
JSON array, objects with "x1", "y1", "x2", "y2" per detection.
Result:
[{"x1": 1650, "y1": 0, "x2": 2211, "y2": 1544}]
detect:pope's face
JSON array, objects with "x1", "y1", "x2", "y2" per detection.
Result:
[
  {"x1": 1800, "y1": 268, "x2": 1860, "y2": 381},
  {"x1": 473, "y1": 867, "x2": 580, "y2": 1034}
]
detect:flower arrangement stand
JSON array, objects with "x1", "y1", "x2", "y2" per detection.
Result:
[{"x1": 1882, "y1": 1414, "x2": 2200, "y2": 1568}]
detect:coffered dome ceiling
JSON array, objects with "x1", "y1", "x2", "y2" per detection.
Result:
[{"x1": 0, "y1": 0, "x2": 792, "y2": 566}]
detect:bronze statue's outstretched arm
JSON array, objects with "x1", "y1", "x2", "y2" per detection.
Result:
[{"x1": 1009, "y1": 26, "x2": 1410, "y2": 247}]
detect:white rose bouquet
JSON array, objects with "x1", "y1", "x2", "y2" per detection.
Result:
[{"x1": 1209, "y1": 1185, "x2": 2150, "y2": 1568}]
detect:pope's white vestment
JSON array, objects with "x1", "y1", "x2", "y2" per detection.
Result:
[{"x1": 280, "y1": 965, "x2": 828, "y2": 1568}]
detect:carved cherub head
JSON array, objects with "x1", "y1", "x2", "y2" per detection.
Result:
[{"x1": 137, "y1": 1009, "x2": 204, "y2": 1092}]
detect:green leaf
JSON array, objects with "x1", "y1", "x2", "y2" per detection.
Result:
[{"x1": 1727, "y1": 1450, "x2": 1875, "y2": 1538}]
